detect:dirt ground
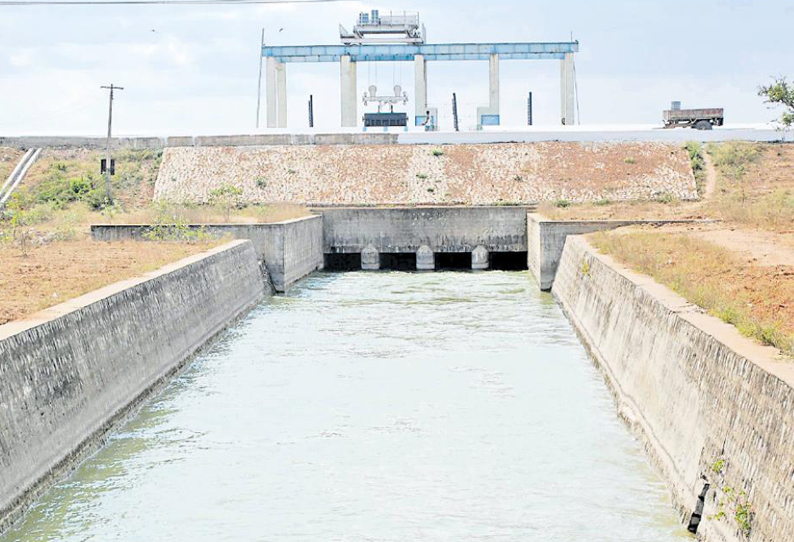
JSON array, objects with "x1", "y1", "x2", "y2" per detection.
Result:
[
  {"x1": 588, "y1": 142, "x2": 794, "y2": 356},
  {"x1": 0, "y1": 239, "x2": 219, "y2": 325},
  {"x1": 591, "y1": 227, "x2": 794, "y2": 356}
]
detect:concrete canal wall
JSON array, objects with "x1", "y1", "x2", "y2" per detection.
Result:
[
  {"x1": 553, "y1": 235, "x2": 794, "y2": 542},
  {"x1": 527, "y1": 213, "x2": 709, "y2": 290},
  {"x1": 91, "y1": 215, "x2": 324, "y2": 292},
  {"x1": 319, "y1": 207, "x2": 527, "y2": 254},
  {"x1": 0, "y1": 240, "x2": 270, "y2": 533}
]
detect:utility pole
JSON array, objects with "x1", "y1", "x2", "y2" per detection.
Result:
[
  {"x1": 256, "y1": 28, "x2": 265, "y2": 128},
  {"x1": 527, "y1": 91, "x2": 533, "y2": 126},
  {"x1": 100, "y1": 83, "x2": 123, "y2": 204},
  {"x1": 452, "y1": 93, "x2": 459, "y2": 132}
]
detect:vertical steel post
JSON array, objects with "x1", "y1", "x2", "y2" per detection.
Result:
[
  {"x1": 452, "y1": 93, "x2": 459, "y2": 132},
  {"x1": 527, "y1": 91, "x2": 533, "y2": 126},
  {"x1": 308, "y1": 94, "x2": 314, "y2": 128}
]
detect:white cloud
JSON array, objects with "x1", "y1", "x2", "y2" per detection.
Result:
[{"x1": 9, "y1": 49, "x2": 34, "y2": 67}]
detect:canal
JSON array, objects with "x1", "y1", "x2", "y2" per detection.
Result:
[{"x1": 2, "y1": 271, "x2": 691, "y2": 541}]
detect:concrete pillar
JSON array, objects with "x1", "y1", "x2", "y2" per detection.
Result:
[
  {"x1": 414, "y1": 54, "x2": 427, "y2": 125},
  {"x1": 489, "y1": 53, "x2": 500, "y2": 116},
  {"x1": 560, "y1": 53, "x2": 576, "y2": 126},
  {"x1": 416, "y1": 245, "x2": 434, "y2": 270},
  {"x1": 340, "y1": 55, "x2": 358, "y2": 128},
  {"x1": 276, "y1": 62, "x2": 287, "y2": 128},
  {"x1": 266, "y1": 57, "x2": 278, "y2": 128},
  {"x1": 361, "y1": 245, "x2": 380, "y2": 270},
  {"x1": 472, "y1": 245, "x2": 489, "y2": 270}
]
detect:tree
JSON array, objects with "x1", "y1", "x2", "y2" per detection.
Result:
[
  {"x1": 208, "y1": 183, "x2": 243, "y2": 222},
  {"x1": 758, "y1": 77, "x2": 794, "y2": 128}
]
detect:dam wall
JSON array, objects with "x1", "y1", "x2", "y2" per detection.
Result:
[
  {"x1": 528, "y1": 214, "x2": 709, "y2": 290},
  {"x1": 319, "y1": 207, "x2": 528, "y2": 254},
  {"x1": 0, "y1": 240, "x2": 270, "y2": 533},
  {"x1": 552, "y1": 234, "x2": 794, "y2": 542},
  {"x1": 91, "y1": 215, "x2": 324, "y2": 292}
]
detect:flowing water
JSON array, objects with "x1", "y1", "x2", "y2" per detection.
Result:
[{"x1": 2, "y1": 272, "x2": 692, "y2": 542}]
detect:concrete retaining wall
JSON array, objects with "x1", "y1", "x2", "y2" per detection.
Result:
[
  {"x1": 0, "y1": 133, "x2": 397, "y2": 150},
  {"x1": 0, "y1": 240, "x2": 270, "y2": 533},
  {"x1": 528, "y1": 213, "x2": 708, "y2": 290},
  {"x1": 553, "y1": 235, "x2": 794, "y2": 542},
  {"x1": 318, "y1": 207, "x2": 528, "y2": 254},
  {"x1": 1, "y1": 127, "x2": 785, "y2": 150},
  {"x1": 90, "y1": 215, "x2": 324, "y2": 292}
]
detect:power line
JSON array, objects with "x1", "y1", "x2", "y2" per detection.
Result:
[{"x1": 0, "y1": 0, "x2": 348, "y2": 5}]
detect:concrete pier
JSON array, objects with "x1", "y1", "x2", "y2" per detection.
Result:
[
  {"x1": 472, "y1": 245, "x2": 489, "y2": 270},
  {"x1": 414, "y1": 54, "x2": 427, "y2": 125},
  {"x1": 266, "y1": 57, "x2": 278, "y2": 129},
  {"x1": 276, "y1": 62, "x2": 287, "y2": 128},
  {"x1": 416, "y1": 245, "x2": 434, "y2": 270},
  {"x1": 560, "y1": 53, "x2": 575, "y2": 126},
  {"x1": 361, "y1": 245, "x2": 380, "y2": 270},
  {"x1": 266, "y1": 57, "x2": 288, "y2": 129},
  {"x1": 340, "y1": 55, "x2": 358, "y2": 128},
  {"x1": 476, "y1": 53, "x2": 501, "y2": 126}
]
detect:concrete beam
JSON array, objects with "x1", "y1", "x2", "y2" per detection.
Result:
[
  {"x1": 414, "y1": 53, "x2": 427, "y2": 125},
  {"x1": 266, "y1": 57, "x2": 278, "y2": 128},
  {"x1": 276, "y1": 61, "x2": 287, "y2": 128},
  {"x1": 560, "y1": 53, "x2": 575, "y2": 126},
  {"x1": 340, "y1": 55, "x2": 358, "y2": 128},
  {"x1": 262, "y1": 41, "x2": 580, "y2": 63}
]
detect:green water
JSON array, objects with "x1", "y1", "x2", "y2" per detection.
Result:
[{"x1": 2, "y1": 271, "x2": 692, "y2": 541}]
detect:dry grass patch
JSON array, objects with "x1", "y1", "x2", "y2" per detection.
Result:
[
  {"x1": 706, "y1": 142, "x2": 794, "y2": 232},
  {"x1": 0, "y1": 239, "x2": 220, "y2": 326},
  {"x1": 591, "y1": 230, "x2": 794, "y2": 356},
  {"x1": 112, "y1": 202, "x2": 312, "y2": 225}
]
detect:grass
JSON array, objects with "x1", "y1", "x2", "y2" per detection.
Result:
[
  {"x1": 706, "y1": 141, "x2": 794, "y2": 232},
  {"x1": 591, "y1": 231, "x2": 794, "y2": 356},
  {"x1": 19, "y1": 148, "x2": 163, "y2": 211},
  {"x1": 0, "y1": 239, "x2": 221, "y2": 325}
]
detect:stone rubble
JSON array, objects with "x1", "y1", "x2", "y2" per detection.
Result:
[{"x1": 154, "y1": 141, "x2": 698, "y2": 205}]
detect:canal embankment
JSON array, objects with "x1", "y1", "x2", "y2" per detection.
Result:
[
  {"x1": 552, "y1": 234, "x2": 794, "y2": 542},
  {"x1": 0, "y1": 240, "x2": 270, "y2": 533}
]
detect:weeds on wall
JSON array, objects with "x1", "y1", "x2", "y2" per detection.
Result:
[{"x1": 708, "y1": 458, "x2": 754, "y2": 538}]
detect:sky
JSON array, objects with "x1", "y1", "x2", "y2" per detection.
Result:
[{"x1": 0, "y1": 0, "x2": 792, "y2": 135}]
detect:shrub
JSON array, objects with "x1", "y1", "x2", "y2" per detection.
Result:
[
  {"x1": 208, "y1": 183, "x2": 244, "y2": 222},
  {"x1": 431, "y1": 148, "x2": 444, "y2": 157},
  {"x1": 554, "y1": 199, "x2": 571, "y2": 208}
]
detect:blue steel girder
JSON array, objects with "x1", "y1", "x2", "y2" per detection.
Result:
[{"x1": 262, "y1": 42, "x2": 579, "y2": 63}]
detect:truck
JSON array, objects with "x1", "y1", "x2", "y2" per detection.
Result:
[{"x1": 663, "y1": 102, "x2": 724, "y2": 130}]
